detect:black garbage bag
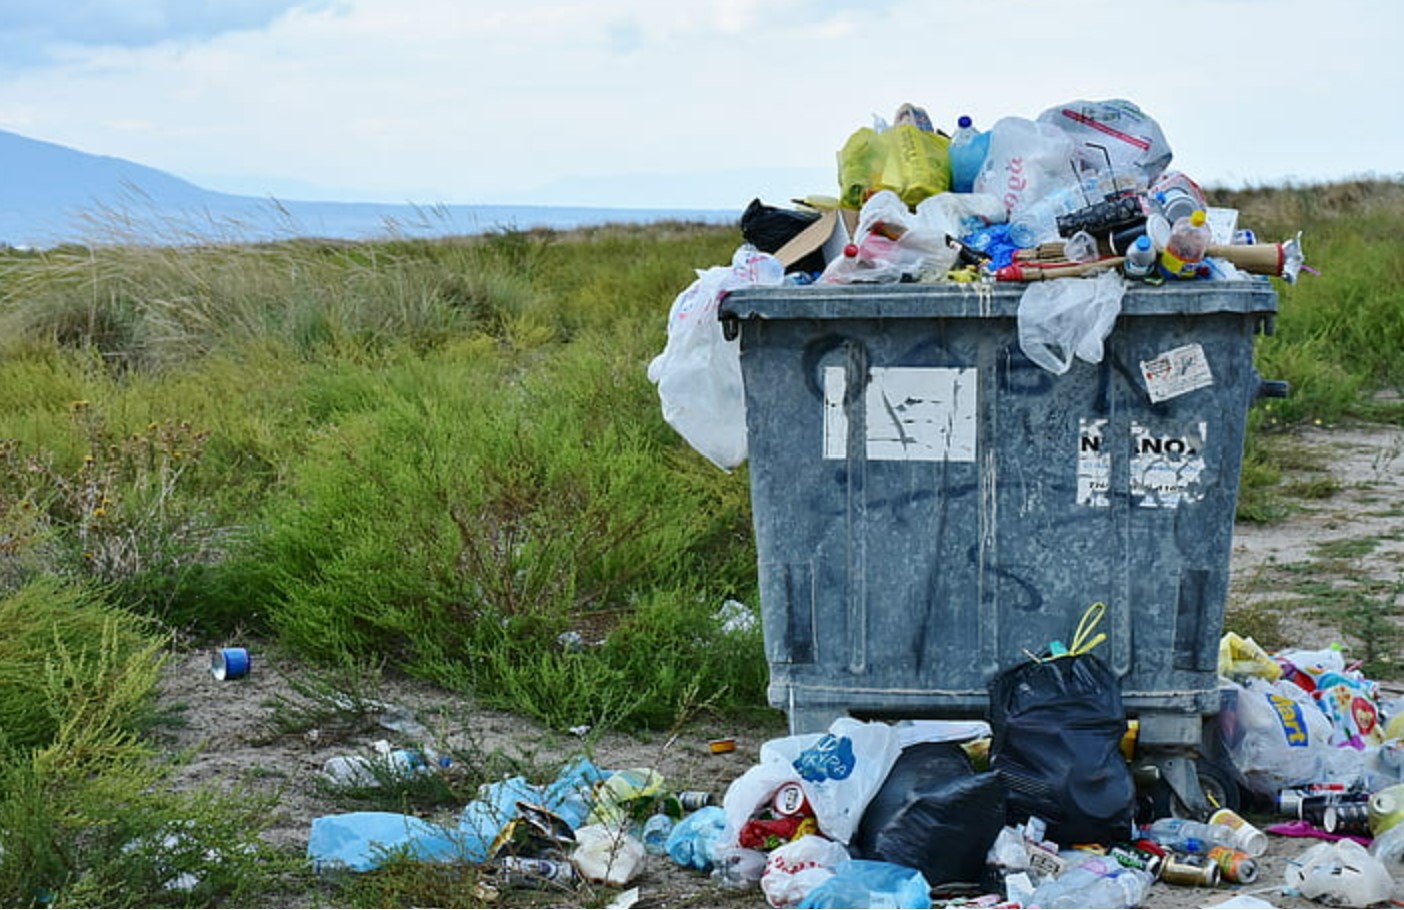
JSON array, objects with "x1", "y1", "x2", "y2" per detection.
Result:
[
  {"x1": 987, "y1": 651, "x2": 1136, "y2": 846},
  {"x1": 851, "y1": 741, "x2": 1006, "y2": 887},
  {"x1": 739, "y1": 198, "x2": 828, "y2": 275}
]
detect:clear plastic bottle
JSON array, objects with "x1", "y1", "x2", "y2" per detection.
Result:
[
  {"x1": 1143, "y1": 816, "x2": 1236, "y2": 853},
  {"x1": 1157, "y1": 209, "x2": 1212, "y2": 280},
  {"x1": 1007, "y1": 182, "x2": 1093, "y2": 248},
  {"x1": 948, "y1": 115, "x2": 990, "y2": 193},
  {"x1": 1122, "y1": 234, "x2": 1157, "y2": 279},
  {"x1": 1031, "y1": 861, "x2": 1153, "y2": 909},
  {"x1": 321, "y1": 747, "x2": 428, "y2": 786}
]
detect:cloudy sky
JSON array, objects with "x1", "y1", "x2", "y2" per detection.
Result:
[{"x1": 0, "y1": 0, "x2": 1399, "y2": 211}]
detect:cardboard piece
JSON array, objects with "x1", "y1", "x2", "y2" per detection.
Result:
[{"x1": 773, "y1": 206, "x2": 850, "y2": 272}]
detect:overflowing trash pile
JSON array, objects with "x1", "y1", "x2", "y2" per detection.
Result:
[
  {"x1": 759, "y1": 98, "x2": 1305, "y2": 290},
  {"x1": 304, "y1": 630, "x2": 1404, "y2": 908},
  {"x1": 647, "y1": 98, "x2": 1308, "y2": 472}
]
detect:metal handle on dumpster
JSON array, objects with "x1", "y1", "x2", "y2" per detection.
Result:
[{"x1": 1256, "y1": 379, "x2": 1290, "y2": 399}]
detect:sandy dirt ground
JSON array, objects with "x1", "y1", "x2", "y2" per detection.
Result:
[{"x1": 152, "y1": 420, "x2": 1404, "y2": 908}]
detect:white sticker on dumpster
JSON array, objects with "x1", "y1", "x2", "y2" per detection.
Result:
[
  {"x1": 1077, "y1": 418, "x2": 1111, "y2": 507},
  {"x1": 822, "y1": 366, "x2": 976, "y2": 462},
  {"x1": 1141, "y1": 343, "x2": 1214, "y2": 403},
  {"x1": 1131, "y1": 420, "x2": 1208, "y2": 508},
  {"x1": 1077, "y1": 419, "x2": 1209, "y2": 508}
]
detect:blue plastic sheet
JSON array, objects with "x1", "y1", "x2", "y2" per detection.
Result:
[
  {"x1": 796, "y1": 859, "x2": 932, "y2": 909},
  {"x1": 308, "y1": 755, "x2": 609, "y2": 872},
  {"x1": 307, "y1": 812, "x2": 463, "y2": 872}
]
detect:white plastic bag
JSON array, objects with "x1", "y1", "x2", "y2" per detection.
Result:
[
  {"x1": 1285, "y1": 838, "x2": 1394, "y2": 907},
  {"x1": 1016, "y1": 269, "x2": 1126, "y2": 374},
  {"x1": 571, "y1": 823, "x2": 645, "y2": 886},
  {"x1": 818, "y1": 190, "x2": 955, "y2": 285},
  {"x1": 721, "y1": 717, "x2": 901, "y2": 847},
  {"x1": 911, "y1": 191, "x2": 1009, "y2": 238},
  {"x1": 1037, "y1": 99, "x2": 1173, "y2": 188},
  {"x1": 646, "y1": 245, "x2": 785, "y2": 470},
  {"x1": 1221, "y1": 677, "x2": 1339, "y2": 794},
  {"x1": 972, "y1": 117, "x2": 1076, "y2": 219},
  {"x1": 759, "y1": 834, "x2": 850, "y2": 908}
]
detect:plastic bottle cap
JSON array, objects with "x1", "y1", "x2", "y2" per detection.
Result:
[
  {"x1": 1134, "y1": 235, "x2": 1152, "y2": 251},
  {"x1": 1190, "y1": 210, "x2": 1207, "y2": 227},
  {"x1": 957, "y1": 115, "x2": 973, "y2": 129}
]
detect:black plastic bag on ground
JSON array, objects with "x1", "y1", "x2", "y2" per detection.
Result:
[
  {"x1": 987, "y1": 652, "x2": 1136, "y2": 845},
  {"x1": 851, "y1": 741, "x2": 1006, "y2": 887}
]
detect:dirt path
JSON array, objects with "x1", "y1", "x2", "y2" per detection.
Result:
[{"x1": 154, "y1": 420, "x2": 1404, "y2": 908}]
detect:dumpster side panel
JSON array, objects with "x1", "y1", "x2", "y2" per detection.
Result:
[{"x1": 731, "y1": 286, "x2": 1272, "y2": 734}]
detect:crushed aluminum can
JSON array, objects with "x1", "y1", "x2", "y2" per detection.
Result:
[{"x1": 497, "y1": 856, "x2": 578, "y2": 889}]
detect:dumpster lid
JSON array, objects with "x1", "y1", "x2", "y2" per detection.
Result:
[{"x1": 719, "y1": 280, "x2": 1279, "y2": 321}]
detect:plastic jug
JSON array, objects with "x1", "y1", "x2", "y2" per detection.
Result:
[
  {"x1": 1157, "y1": 209, "x2": 1211, "y2": 280},
  {"x1": 948, "y1": 115, "x2": 990, "y2": 193}
]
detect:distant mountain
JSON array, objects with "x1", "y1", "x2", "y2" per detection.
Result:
[{"x1": 0, "y1": 129, "x2": 735, "y2": 247}]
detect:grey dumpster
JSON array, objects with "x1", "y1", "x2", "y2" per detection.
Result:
[{"x1": 718, "y1": 280, "x2": 1279, "y2": 806}]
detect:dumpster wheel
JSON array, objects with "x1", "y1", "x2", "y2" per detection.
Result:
[{"x1": 1141, "y1": 757, "x2": 1242, "y2": 820}]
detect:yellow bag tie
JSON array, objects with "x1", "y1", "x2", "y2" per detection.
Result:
[
  {"x1": 1026, "y1": 601, "x2": 1107, "y2": 662},
  {"x1": 1067, "y1": 601, "x2": 1108, "y2": 656}
]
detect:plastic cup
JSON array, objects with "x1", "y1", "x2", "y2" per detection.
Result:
[
  {"x1": 211, "y1": 647, "x2": 251, "y2": 680},
  {"x1": 1062, "y1": 230, "x2": 1099, "y2": 263},
  {"x1": 1209, "y1": 807, "x2": 1268, "y2": 856}
]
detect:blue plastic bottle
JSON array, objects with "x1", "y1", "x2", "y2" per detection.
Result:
[{"x1": 948, "y1": 115, "x2": 990, "y2": 193}]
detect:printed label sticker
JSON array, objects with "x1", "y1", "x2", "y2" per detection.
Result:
[
  {"x1": 1141, "y1": 343, "x2": 1214, "y2": 403},
  {"x1": 1131, "y1": 421, "x2": 1207, "y2": 509},
  {"x1": 1077, "y1": 418, "x2": 1111, "y2": 507},
  {"x1": 1077, "y1": 419, "x2": 1210, "y2": 509}
]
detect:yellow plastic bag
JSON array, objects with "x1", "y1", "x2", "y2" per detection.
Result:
[
  {"x1": 837, "y1": 123, "x2": 951, "y2": 210},
  {"x1": 586, "y1": 767, "x2": 666, "y2": 826},
  {"x1": 1218, "y1": 632, "x2": 1281, "y2": 681},
  {"x1": 838, "y1": 126, "x2": 885, "y2": 210}
]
